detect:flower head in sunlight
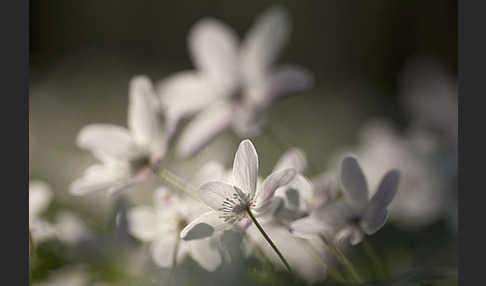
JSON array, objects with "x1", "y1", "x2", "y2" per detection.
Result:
[
  {"x1": 128, "y1": 187, "x2": 222, "y2": 271},
  {"x1": 70, "y1": 76, "x2": 174, "y2": 196},
  {"x1": 291, "y1": 156, "x2": 400, "y2": 246},
  {"x1": 180, "y1": 139, "x2": 296, "y2": 240},
  {"x1": 157, "y1": 6, "x2": 313, "y2": 158}
]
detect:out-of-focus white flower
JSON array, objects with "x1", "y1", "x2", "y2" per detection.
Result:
[
  {"x1": 157, "y1": 6, "x2": 313, "y2": 158},
  {"x1": 245, "y1": 148, "x2": 330, "y2": 283},
  {"x1": 54, "y1": 211, "x2": 92, "y2": 245},
  {"x1": 354, "y1": 120, "x2": 448, "y2": 227},
  {"x1": 70, "y1": 76, "x2": 173, "y2": 196},
  {"x1": 128, "y1": 187, "x2": 222, "y2": 271},
  {"x1": 399, "y1": 57, "x2": 457, "y2": 147},
  {"x1": 29, "y1": 181, "x2": 56, "y2": 243},
  {"x1": 291, "y1": 156, "x2": 400, "y2": 246},
  {"x1": 180, "y1": 139, "x2": 296, "y2": 239}
]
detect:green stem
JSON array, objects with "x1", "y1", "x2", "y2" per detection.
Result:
[
  {"x1": 302, "y1": 239, "x2": 347, "y2": 283},
  {"x1": 319, "y1": 234, "x2": 363, "y2": 284},
  {"x1": 362, "y1": 238, "x2": 387, "y2": 279},
  {"x1": 246, "y1": 208, "x2": 293, "y2": 273}
]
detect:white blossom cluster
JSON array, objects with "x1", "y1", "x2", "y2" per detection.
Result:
[{"x1": 29, "y1": 6, "x2": 456, "y2": 285}]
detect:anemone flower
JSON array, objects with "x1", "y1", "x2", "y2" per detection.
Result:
[
  {"x1": 181, "y1": 139, "x2": 296, "y2": 272},
  {"x1": 128, "y1": 187, "x2": 222, "y2": 271},
  {"x1": 70, "y1": 76, "x2": 173, "y2": 196},
  {"x1": 157, "y1": 6, "x2": 313, "y2": 158},
  {"x1": 291, "y1": 156, "x2": 400, "y2": 246}
]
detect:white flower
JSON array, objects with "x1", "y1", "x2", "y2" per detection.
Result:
[
  {"x1": 354, "y1": 120, "x2": 448, "y2": 227},
  {"x1": 29, "y1": 181, "x2": 56, "y2": 243},
  {"x1": 245, "y1": 149, "x2": 330, "y2": 282},
  {"x1": 291, "y1": 156, "x2": 400, "y2": 246},
  {"x1": 70, "y1": 76, "x2": 172, "y2": 196},
  {"x1": 157, "y1": 6, "x2": 313, "y2": 158},
  {"x1": 180, "y1": 139, "x2": 296, "y2": 240},
  {"x1": 128, "y1": 188, "x2": 222, "y2": 271}
]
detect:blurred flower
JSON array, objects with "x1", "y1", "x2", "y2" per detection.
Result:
[
  {"x1": 180, "y1": 139, "x2": 296, "y2": 240},
  {"x1": 128, "y1": 187, "x2": 222, "y2": 271},
  {"x1": 291, "y1": 156, "x2": 400, "y2": 246},
  {"x1": 54, "y1": 211, "x2": 93, "y2": 245},
  {"x1": 157, "y1": 6, "x2": 313, "y2": 158},
  {"x1": 29, "y1": 181, "x2": 56, "y2": 243},
  {"x1": 354, "y1": 120, "x2": 449, "y2": 227},
  {"x1": 34, "y1": 266, "x2": 108, "y2": 286},
  {"x1": 245, "y1": 148, "x2": 330, "y2": 283},
  {"x1": 399, "y1": 57, "x2": 457, "y2": 149},
  {"x1": 70, "y1": 76, "x2": 172, "y2": 196}
]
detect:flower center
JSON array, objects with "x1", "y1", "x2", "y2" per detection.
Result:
[
  {"x1": 129, "y1": 153, "x2": 151, "y2": 173},
  {"x1": 217, "y1": 186, "x2": 253, "y2": 224}
]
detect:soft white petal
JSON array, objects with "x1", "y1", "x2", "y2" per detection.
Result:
[
  {"x1": 241, "y1": 6, "x2": 290, "y2": 83},
  {"x1": 272, "y1": 148, "x2": 307, "y2": 173},
  {"x1": 340, "y1": 156, "x2": 369, "y2": 211},
  {"x1": 29, "y1": 181, "x2": 53, "y2": 222},
  {"x1": 289, "y1": 216, "x2": 324, "y2": 238},
  {"x1": 181, "y1": 211, "x2": 231, "y2": 240},
  {"x1": 188, "y1": 238, "x2": 222, "y2": 271},
  {"x1": 69, "y1": 164, "x2": 133, "y2": 196},
  {"x1": 157, "y1": 71, "x2": 221, "y2": 119},
  {"x1": 188, "y1": 18, "x2": 239, "y2": 90},
  {"x1": 361, "y1": 170, "x2": 400, "y2": 234},
  {"x1": 151, "y1": 235, "x2": 178, "y2": 268},
  {"x1": 253, "y1": 168, "x2": 296, "y2": 212},
  {"x1": 54, "y1": 212, "x2": 91, "y2": 244},
  {"x1": 335, "y1": 225, "x2": 364, "y2": 246},
  {"x1": 232, "y1": 139, "x2": 259, "y2": 199},
  {"x1": 127, "y1": 206, "x2": 158, "y2": 242},
  {"x1": 265, "y1": 65, "x2": 313, "y2": 103},
  {"x1": 76, "y1": 124, "x2": 139, "y2": 163},
  {"x1": 128, "y1": 76, "x2": 164, "y2": 154},
  {"x1": 276, "y1": 174, "x2": 314, "y2": 211},
  {"x1": 176, "y1": 101, "x2": 233, "y2": 158}
]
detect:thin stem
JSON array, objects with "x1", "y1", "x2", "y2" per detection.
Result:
[
  {"x1": 362, "y1": 238, "x2": 387, "y2": 279},
  {"x1": 167, "y1": 235, "x2": 181, "y2": 286},
  {"x1": 319, "y1": 234, "x2": 363, "y2": 284},
  {"x1": 301, "y1": 239, "x2": 347, "y2": 283},
  {"x1": 245, "y1": 208, "x2": 293, "y2": 273},
  {"x1": 151, "y1": 167, "x2": 200, "y2": 202}
]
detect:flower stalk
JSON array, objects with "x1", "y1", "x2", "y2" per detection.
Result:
[
  {"x1": 246, "y1": 207, "x2": 293, "y2": 273},
  {"x1": 319, "y1": 234, "x2": 363, "y2": 284}
]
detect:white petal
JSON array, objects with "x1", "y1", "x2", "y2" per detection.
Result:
[
  {"x1": 340, "y1": 156, "x2": 369, "y2": 211},
  {"x1": 181, "y1": 211, "x2": 230, "y2": 240},
  {"x1": 253, "y1": 168, "x2": 296, "y2": 212},
  {"x1": 29, "y1": 181, "x2": 53, "y2": 222},
  {"x1": 277, "y1": 174, "x2": 314, "y2": 211},
  {"x1": 188, "y1": 18, "x2": 239, "y2": 90},
  {"x1": 54, "y1": 212, "x2": 91, "y2": 244},
  {"x1": 241, "y1": 6, "x2": 290, "y2": 83},
  {"x1": 289, "y1": 216, "x2": 323, "y2": 238},
  {"x1": 69, "y1": 164, "x2": 133, "y2": 196},
  {"x1": 127, "y1": 206, "x2": 158, "y2": 242},
  {"x1": 77, "y1": 124, "x2": 139, "y2": 163},
  {"x1": 151, "y1": 235, "x2": 178, "y2": 268},
  {"x1": 232, "y1": 139, "x2": 259, "y2": 199},
  {"x1": 128, "y1": 76, "x2": 164, "y2": 156},
  {"x1": 188, "y1": 238, "x2": 222, "y2": 271},
  {"x1": 272, "y1": 148, "x2": 307, "y2": 173},
  {"x1": 361, "y1": 170, "x2": 400, "y2": 234},
  {"x1": 335, "y1": 225, "x2": 364, "y2": 246},
  {"x1": 157, "y1": 71, "x2": 221, "y2": 119},
  {"x1": 265, "y1": 65, "x2": 313, "y2": 103},
  {"x1": 176, "y1": 101, "x2": 233, "y2": 158}
]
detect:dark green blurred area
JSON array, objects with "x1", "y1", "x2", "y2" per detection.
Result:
[{"x1": 29, "y1": 1, "x2": 457, "y2": 285}]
